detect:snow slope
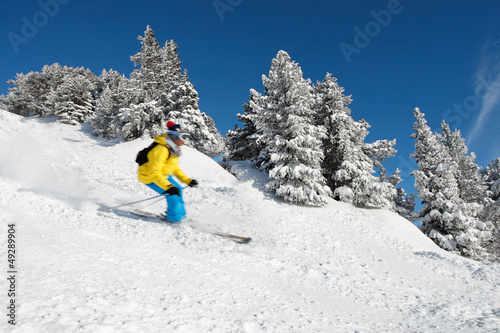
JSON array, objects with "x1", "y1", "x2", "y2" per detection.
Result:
[{"x1": 0, "y1": 110, "x2": 499, "y2": 332}]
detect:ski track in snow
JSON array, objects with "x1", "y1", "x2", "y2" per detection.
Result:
[{"x1": 0, "y1": 110, "x2": 499, "y2": 332}]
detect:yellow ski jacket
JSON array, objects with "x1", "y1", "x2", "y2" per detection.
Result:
[{"x1": 137, "y1": 134, "x2": 191, "y2": 191}]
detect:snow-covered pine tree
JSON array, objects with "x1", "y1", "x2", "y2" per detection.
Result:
[
  {"x1": 0, "y1": 71, "x2": 44, "y2": 116},
  {"x1": 167, "y1": 70, "x2": 225, "y2": 157},
  {"x1": 248, "y1": 88, "x2": 271, "y2": 169},
  {"x1": 312, "y1": 73, "x2": 353, "y2": 189},
  {"x1": 200, "y1": 112, "x2": 226, "y2": 156},
  {"x1": 1, "y1": 63, "x2": 66, "y2": 117},
  {"x1": 92, "y1": 86, "x2": 116, "y2": 136},
  {"x1": 224, "y1": 88, "x2": 263, "y2": 162},
  {"x1": 439, "y1": 120, "x2": 486, "y2": 204},
  {"x1": 130, "y1": 25, "x2": 163, "y2": 102},
  {"x1": 482, "y1": 158, "x2": 500, "y2": 202},
  {"x1": 1, "y1": 63, "x2": 96, "y2": 123},
  {"x1": 331, "y1": 119, "x2": 386, "y2": 207},
  {"x1": 411, "y1": 108, "x2": 493, "y2": 260},
  {"x1": 130, "y1": 32, "x2": 182, "y2": 113},
  {"x1": 41, "y1": 63, "x2": 69, "y2": 116},
  {"x1": 95, "y1": 69, "x2": 126, "y2": 99},
  {"x1": 55, "y1": 67, "x2": 96, "y2": 125},
  {"x1": 161, "y1": 41, "x2": 225, "y2": 156},
  {"x1": 438, "y1": 120, "x2": 497, "y2": 260},
  {"x1": 116, "y1": 26, "x2": 167, "y2": 139},
  {"x1": 91, "y1": 69, "x2": 132, "y2": 138},
  {"x1": 253, "y1": 50, "x2": 331, "y2": 205},
  {"x1": 114, "y1": 101, "x2": 164, "y2": 141},
  {"x1": 155, "y1": 39, "x2": 183, "y2": 112},
  {"x1": 482, "y1": 158, "x2": 500, "y2": 260},
  {"x1": 313, "y1": 73, "x2": 398, "y2": 208},
  {"x1": 160, "y1": 40, "x2": 182, "y2": 88},
  {"x1": 122, "y1": 26, "x2": 224, "y2": 148}
]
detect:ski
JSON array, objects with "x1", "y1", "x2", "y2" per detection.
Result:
[
  {"x1": 132, "y1": 210, "x2": 252, "y2": 244},
  {"x1": 132, "y1": 209, "x2": 168, "y2": 220},
  {"x1": 191, "y1": 224, "x2": 252, "y2": 244}
]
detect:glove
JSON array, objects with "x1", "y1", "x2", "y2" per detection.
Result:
[
  {"x1": 163, "y1": 186, "x2": 180, "y2": 196},
  {"x1": 188, "y1": 179, "x2": 198, "y2": 187}
]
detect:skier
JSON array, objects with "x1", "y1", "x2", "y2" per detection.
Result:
[{"x1": 137, "y1": 121, "x2": 198, "y2": 222}]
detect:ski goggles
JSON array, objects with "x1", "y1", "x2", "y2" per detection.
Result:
[{"x1": 168, "y1": 131, "x2": 191, "y2": 141}]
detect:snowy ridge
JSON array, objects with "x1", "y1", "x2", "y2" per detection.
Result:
[{"x1": 0, "y1": 110, "x2": 499, "y2": 332}]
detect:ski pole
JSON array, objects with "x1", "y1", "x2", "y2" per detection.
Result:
[{"x1": 99, "y1": 194, "x2": 166, "y2": 211}]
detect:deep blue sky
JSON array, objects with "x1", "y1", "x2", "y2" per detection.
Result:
[{"x1": 1, "y1": 0, "x2": 500, "y2": 196}]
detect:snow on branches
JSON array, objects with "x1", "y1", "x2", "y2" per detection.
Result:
[
  {"x1": 225, "y1": 51, "x2": 398, "y2": 208},
  {"x1": 1, "y1": 26, "x2": 225, "y2": 157},
  {"x1": 411, "y1": 108, "x2": 494, "y2": 261}
]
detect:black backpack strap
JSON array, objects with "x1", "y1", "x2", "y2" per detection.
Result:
[{"x1": 135, "y1": 142, "x2": 159, "y2": 166}]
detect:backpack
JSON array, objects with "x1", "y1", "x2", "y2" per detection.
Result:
[{"x1": 135, "y1": 142, "x2": 159, "y2": 166}]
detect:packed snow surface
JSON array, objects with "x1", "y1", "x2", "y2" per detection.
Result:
[{"x1": 0, "y1": 110, "x2": 499, "y2": 332}]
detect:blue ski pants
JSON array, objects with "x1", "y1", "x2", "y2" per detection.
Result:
[{"x1": 145, "y1": 176, "x2": 186, "y2": 222}]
